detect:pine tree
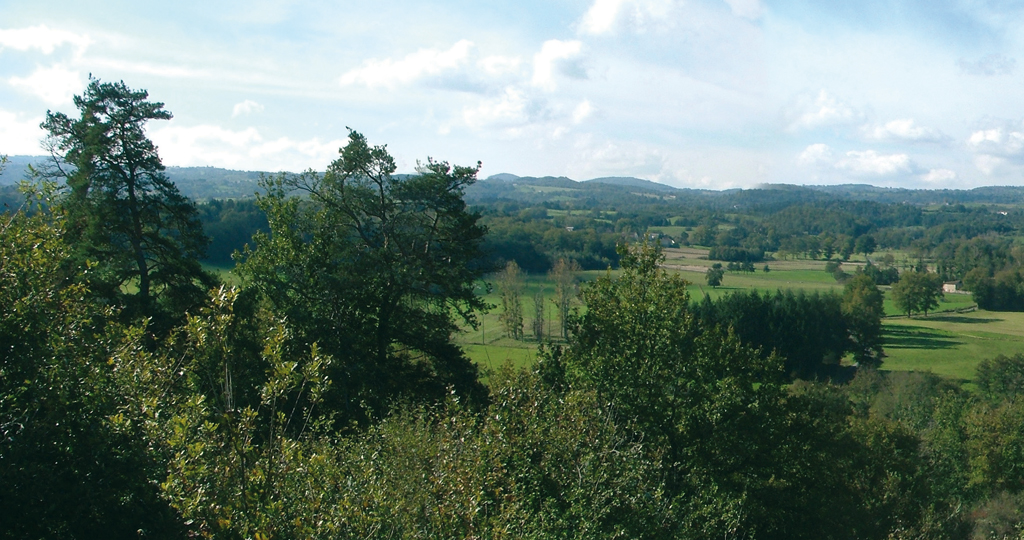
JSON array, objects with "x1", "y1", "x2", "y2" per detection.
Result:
[{"x1": 41, "y1": 78, "x2": 214, "y2": 327}]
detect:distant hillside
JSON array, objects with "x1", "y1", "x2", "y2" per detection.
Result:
[
  {"x1": 584, "y1": 176, "x2": 679, "y2": 193},
  {"x1": 164, "y1": 166, "x2": 263, "y2": 199},
  {"x1": 1, "y1": 156, "x2": 265, "y2": 199},
  {"x1": 0, "y1": 155, "x2": 46, "y2": 185},
  {"x1": 8, "y1": 157, "x2": 1024, "y2": 207}
]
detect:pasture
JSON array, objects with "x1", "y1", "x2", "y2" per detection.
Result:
[{"x1": 460, "y1": 245, "x2": 1022, "y2": 384}]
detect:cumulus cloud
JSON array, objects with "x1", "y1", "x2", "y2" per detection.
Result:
[
  {"x1": 723, "y1": 0, "x2": 765, "y2": 19},
  {"x1": 968, "y1": 127, "x2": 1024, "y2": 157},
  {"x1": 866, "y1": 119, "x2": 945, "y2": 142},
  {"x1": 0, "y1": 25, "x2": 90, "y2": 54},
  {"x1": 462, "y1": 87, "x2": 538, "y2": 131},
  {"x1": 580, "y1": 0, "x2": 628, "y2": 34},
  {"x1": 974, "y1": 154, "x2": 1005, "y2": 175},
  {"x1": 232, "y1": 99, "x2": 264, "y2": 117},
  {"x1": 921, "y1": 168, "x2": 956, "y2": 183},
  {"x1": 532, "y1": 40, "x2": 584, "y2": 91},
  {"x1": 958, "y1": 54, "x2": 1016, "y2": 76},
  {"x1": 835, "y1": 150, "x2": 912, "y2": 176},
  {"x1": 150, "y1": 123, "x2": 344, "y2": 171},
  {"x1": 0, "y1": 109, "x2": 45, "y2": 155},
  {"x1": 339, "y1": 40, "x2": 474, "y2": 89},
  {"x1": 480, "y1": 55, "x2": 522, "y2": 76},
  {"x1": 9, "y1": 65, "x2": 82, "y2": 105},
  {"x1": 572, "y1": 99, "x2": 594, "y2": 124},
  {"x1": 577, "y1": 0, "x2": 675, "y2": 35},
  {"x1": 785, "y1": 90, "x2": 859, "y2": 132},
  {"x1": 797, "y1": 143, "x2": 832, "y2": 166},
  {"x1": 966, "y1": 124, "x2": 1024, "y2": 175},
  {"x1": 571, "y1": 134, "x2": 672, "y2": 179}
]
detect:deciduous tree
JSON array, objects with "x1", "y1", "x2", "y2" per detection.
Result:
[
  {"x1": 891, "y1": 270, "x2": 943, "y2": 317},
  {"x1": 237, "y1": 130, "x2": 488, "y2": 424},
  {"x1": 497, "y1": 260, "x2": 525, "y2": 340},
  {"x1": 843, "y1": 273, "x2": 885, "y2": 367},
  {"x1": 549, "y1": 257, "x2": 580, "y2": 339}
]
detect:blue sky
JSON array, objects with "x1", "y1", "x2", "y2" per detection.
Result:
[{"x1": 2, "y1": 0, "x2": 1024, "y2": 189}]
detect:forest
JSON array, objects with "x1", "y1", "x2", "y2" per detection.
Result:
[{"x1": 4, "y1": 79, "x2": 1024, "y2": 540}]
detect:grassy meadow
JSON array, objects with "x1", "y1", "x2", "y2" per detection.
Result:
[{"x1": 462, "y1": 246, "x2": 1024, "y2": 385}]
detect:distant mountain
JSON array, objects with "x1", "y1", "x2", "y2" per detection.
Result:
[
  {"x1": 164, "y1": 166, "x2": 263, "y2": 199},
  {"x1": 485, "y1": 173, "x2": 520, "y2": 182},
  {"x1": 584, "y1": 176, "x2": 679, "y2": 193},
  {"x1": 0, "y1": 155, "x2": 47, "y2": 185},
  {"x1": 9, "y1": 156, "x2": 1024, "y2": 207},
  {"x1": 0, "y1": 156, "x2": 266, "y2": 199}
]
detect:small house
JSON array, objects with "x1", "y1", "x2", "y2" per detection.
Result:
[{"x1": 942, "y1": 281, "x2": 963, "y2": 293}]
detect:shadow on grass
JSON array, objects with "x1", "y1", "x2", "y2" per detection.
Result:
[
  {"x1": 924, "y1": 315, "x2": 1000, "y2": 325},
  {"x1": 884, "y1": 324, "x2": 961, "y2": 350}
]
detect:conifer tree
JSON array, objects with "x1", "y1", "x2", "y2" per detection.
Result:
[{"x1": 41, "y1": 78, "x2": 214, "y2": 326}]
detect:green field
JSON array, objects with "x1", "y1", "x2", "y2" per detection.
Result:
[
  {"x1": 881, "y1": 311, "x2": 1024, "y2": 380},
  {"x1": 459, "y1": 246, "x2": 1022, "y2": 384}
]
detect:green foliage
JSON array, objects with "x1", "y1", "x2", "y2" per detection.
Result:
[
  {"x1": 707, "y1": 245, "x2": 764, "y2": 263},
  {"x1": 333, "y1": 367, "x2": 670, "y2": 538},
  {"x1": 0, "y1": 184, "x2": 182, "y2": 539},
  {"x1": 976, "y1": 354, "x2": 1024, "y2": 403},
  {"x1": 891, "y1": 270, "x2": 944, "y2": 317},
  {"x1": 859, "y1": 260, "x2": 900, "y2": 285},
  {"x1": 532, "y1": 285, "x2": 546, "y2": 341},
  {"x1": 497, "y1": 260, "x2": 525, "y2": 340},
  {"x1": 236, "y1": 130, "x2": 487, "y2": 425},
  {"x1": 705, "y1": 264, "x2": 724, "y2": 287},
  {"x1": 549, "y1": 257, "x2": 580, "y2": 339},
  {"x1": 480, "y1": 213, "x2": 620, "y2": 273},
  {"x1": 40, "y1": 78, "x2": 215, "y2": 328},
  {"x1": 967, "y1": 267, "x2": 1024, "y2": 312},
  {"x1": 843, "y1": 273, "x2": 885, "y2": 367},
  {"x1": 692, "y1": 288, "x2": 852, "y2": 379},
  {"x1": 196, "y1": 198, "x2": 269, "y2": 265},
  {"x1": 110, "y1": 288, "x2": 337, "y2": 539}
]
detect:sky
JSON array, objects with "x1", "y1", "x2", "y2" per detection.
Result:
[{"x1": 2, "y1": 0, "x2": 1024, "y2": 189}]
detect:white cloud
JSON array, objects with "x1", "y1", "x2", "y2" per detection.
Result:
[
  {"x1": 232, "y1": 99, "x2": 264, "y2": 117},
  {"x1": 921, "y1": 168, "x2": 956, "y2": 183},
  {"x1": 835, "y1": 150, "x2": 912, "y2": 175},
  {"x1": 9, "y1": 65, "x2": 83, "y2": 105},
  {"x1": 965, "y1": 125, "x2": 1024, "y2": 175},
  {"x1": 580, "y1": 0, "x2": 628, "y2": 34},
  {"x1": 974, "y1": 154, "x2": 1005, "y2": 175},
  {"x1": 723, "y1": 0, "x2": 765, "y2": 19},
  {"x1": 462, "y1": 87, "x2": 533, "y2": 130},
  {"x1": 571, "y1": 134, "x2": 671, "y2": 179},
  {"x1": 339, "y1": 40, "x2": 474, "y2": 89},
  {"x1": 797, "y1": 143, "x2": 832, "y2": 166},
  {"x1": 150, "y1": 123, "x2": 343, "y2": 171},
  {"x1": 572, "y1": 99, "x2": 594, "y2": 124},
  {"x1": 0, "y1": 25, "x2": 91, "y2": 54},
  {"x1": 479, "y1": 55, "x2": 522, "y2": 76},
  {"x1": 532, "y1": 40, "x2": 583, "y2": 91},
  {"x1": 0, "y1": 109, "x2": 45, "y2": 155},
  {"x1": 577, "y1": 0, "x2": 675, "y2": 35},
  {"x1": 786, "y1": 90, "x2": 858, "y2": 132},
  {"x1": 968, "y1": 127, "x2": 1024, "y2": 156},
  {"x1": 866, "y1": 118, "x2": 944, "y2": 142}
]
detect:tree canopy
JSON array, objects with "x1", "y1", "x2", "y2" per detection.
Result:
[
  {"x1": 891, "y1": 270, "x2": 944, "y2": 317},
  {"x1": 237, "y1": 130, "x2": 488, "y2": 425},
  {"x1": 41, "y1": 78, "x2": 214, "y2": 328}
]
